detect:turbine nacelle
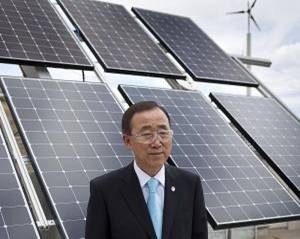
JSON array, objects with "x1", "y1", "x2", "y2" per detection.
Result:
[{"x1": 227, "y1": 0, "x2": 261, "y2": 32}]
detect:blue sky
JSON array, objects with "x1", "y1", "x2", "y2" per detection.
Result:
[{"x1": 103, "y1": 0, "x2": 300, "y2": 117}]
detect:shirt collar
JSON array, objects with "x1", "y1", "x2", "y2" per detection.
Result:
[{"x1": 134, "y1": 160, "x2": 165, "y2": 188}]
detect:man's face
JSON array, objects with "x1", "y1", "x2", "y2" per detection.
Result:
[{"x1": 123, "y1": 108, "x2": 172, "y2": 176}]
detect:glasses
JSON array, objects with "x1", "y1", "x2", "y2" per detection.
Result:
[{"x1": 130, "y1": 129, "x2": 173, "y2": 144}]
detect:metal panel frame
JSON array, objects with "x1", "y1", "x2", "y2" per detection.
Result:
[
  {"x1": 0, "y1": 0, "x2": 93, "y2": 70},
  {"x1": 57, "y1": 0, "x2": 185, "y2": 79},
  {"x1": 132, "y1": 7, "x2": 258, "y2": 87},
  {"x1": 0, "y1": 77, "x2": 131, "y2": 238},
  {"x1": 209, "y1": 93, "x2": 300, "y2": 198}
]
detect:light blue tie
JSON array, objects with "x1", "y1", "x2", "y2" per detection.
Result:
[{"x1": 147, "y1": 178, "x2": 162, "y2": 239}]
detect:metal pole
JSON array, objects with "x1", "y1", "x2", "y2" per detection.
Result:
[
  {"x1": 0, "y1": 95, "x2": 51, "y2": 228},
  {"x1": 227, "y1": 229, "x2": 232, "y2": 239},
  {"x1": 246, "y1": 1, "x2": 252, "y2": 96},
  {"x1": 82, "y1": 69, "x2": 85, "y2": 82},
  {"x1": 246, "y1": 32, "x2": 252, "y2": 96}
]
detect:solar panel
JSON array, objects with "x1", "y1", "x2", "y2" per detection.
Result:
[
  {"x1": 0, "y1": 130, "x2": 40, "y2": 239},
  {"x1": 210, "y1": 93, "x2": 300, "y2": 198},
  {"x1": 132, "y1": 8, "x2": 258, "y2": 86},
  {"x1": 118, "y1": 85, "x2": 300, "y2": 229},
  {"x1": 0, "y1": 0, "x2": 92, "y2": 70},
  {"x1": 1, "y1": 77, "x2": 133, "y2": 239},
  {"x1": 57, "y1": 0, "x2": 184, "y2": 79}
]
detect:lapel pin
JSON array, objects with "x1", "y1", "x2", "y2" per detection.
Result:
[{"x1": 171, "y1": 186, "x2": 175, "y2": 192}]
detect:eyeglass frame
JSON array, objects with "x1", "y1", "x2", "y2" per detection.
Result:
[{"x1": 127, "y1": 129, "x2": 174, "y2": 144}]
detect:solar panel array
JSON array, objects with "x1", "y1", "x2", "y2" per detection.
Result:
[
  {"x1": 0, "y1": 130, "x2": 39, "y2": 239},
  {"x1": 1, "y1": 77, "x2": 133, "y2": 239},
  {"x1": 118, "y1": 85, "x2": 300, "y2": 229},
  {"x1": 0, "y1": 0, "x2": 92, "y2": 69},
  {"x1": 132, "y1": 8, "x2": 258, "y2": 86},
  {"x1": 58, "y1": 0, "x2": 183, "y2": 79},
  {"x1": 210, "y1": 93, "x2": 300, "y2": 198}
]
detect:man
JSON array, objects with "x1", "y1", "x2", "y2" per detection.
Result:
[{"x1": 85, "y1": 101, "x2": 208, "y2": 239}]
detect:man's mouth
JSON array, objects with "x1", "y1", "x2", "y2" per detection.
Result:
[{"x1": 149, "y1": 152, "x2": 163, "y2": 155}]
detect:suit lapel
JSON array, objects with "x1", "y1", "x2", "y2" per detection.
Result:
[
  {"x1": 162, "y1": 165, "x2": 178, "y2": 239},
  {"x1": 120, "y1": 163, "x2": 157, "y2": 239}
]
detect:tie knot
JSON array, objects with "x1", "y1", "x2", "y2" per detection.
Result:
[{"x1": 147, "y1": 178, "x2": 159, "y2": 193}]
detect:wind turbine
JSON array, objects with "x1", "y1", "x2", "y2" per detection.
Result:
[{"x1": 227, "y1": 0, "x2": 261, "y2": 71}]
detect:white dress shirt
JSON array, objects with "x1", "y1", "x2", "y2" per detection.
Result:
[{"x1": 133, "y1": 160, "x2": 165, "y2": 212}]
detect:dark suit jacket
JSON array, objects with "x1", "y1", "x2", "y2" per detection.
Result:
[{"x1": 85, "y1": 163, "x2": 207, "y2": 239}]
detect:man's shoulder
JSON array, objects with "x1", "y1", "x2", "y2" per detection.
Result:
[
  {"x1": 90, "y1": 164, "x2": 131, "y2": 187},
  {"x1": 90, "y1": 163, "x2": 201, "y2": 187},
  {"x1": 166, "y1": 164, "x2": 200, "y2": 181}
]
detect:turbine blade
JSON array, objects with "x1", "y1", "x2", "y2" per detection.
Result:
[
  {"x1": 251, "y1": 0, "x2": 258, "y2": 9},
  {"x1": 251, "y1": 15, "x2": 261, "y2": 31},
  {"x1": 226, "y1": 10, "x2": 245, "y2": 15}
]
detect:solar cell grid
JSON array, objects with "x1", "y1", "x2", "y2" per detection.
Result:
[
  {"x1": 0, "y1": 130, "x2": 39, "y2": 239},
  {"x1": 0, "y1": 0, "x2": 92, "y2": 69},
  {"x1": 132, "y1": 8, "x2": 258, "y2": 86},
  {"x1": 1, "y1": 77, "x2": 133, "y2": 239},
  {"x1": 58, "y1": 0, "x2": 184, "y2": 79},
  {"x1": 210, "y1": 93, "x2": 300, "y2": 198},
  {"x1": 118, "y1": 85, "x2": 300, "y2": 229}
]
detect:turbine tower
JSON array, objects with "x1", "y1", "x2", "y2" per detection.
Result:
[{"x1": 227, "y1": 0, "x2": 261, "y2": 71}]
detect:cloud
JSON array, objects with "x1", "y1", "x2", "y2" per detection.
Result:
[{"x1": 272, "y1": 42, "x2": 300, "y2": 71}]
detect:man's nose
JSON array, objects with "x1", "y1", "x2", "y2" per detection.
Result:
[{"x1": 150, "y1": 133, "x2": 162, "y2": 147}]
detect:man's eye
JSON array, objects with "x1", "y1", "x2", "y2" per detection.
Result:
[
  {"x1": 140, "y1": 133, "x2": 153, "y2": 138},
  {"x1": 159, "y1": 130, "x2": 170, "y2": 134},
  {"x1": 158, "y1": 131, "x2": 169, "y2": 136}
]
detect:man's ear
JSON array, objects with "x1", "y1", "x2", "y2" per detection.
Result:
[{"x1": 122, "y1": 134, "x2": 132, "y2": 149}]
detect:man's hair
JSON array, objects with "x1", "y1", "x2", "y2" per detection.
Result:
[{"x1": 122, "y1": 101, "x2": 171, "y2": 135}]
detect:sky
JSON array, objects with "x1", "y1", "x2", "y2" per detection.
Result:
[{"x1": 102, "y1": 0, "x2": 300, "y2": 118}]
